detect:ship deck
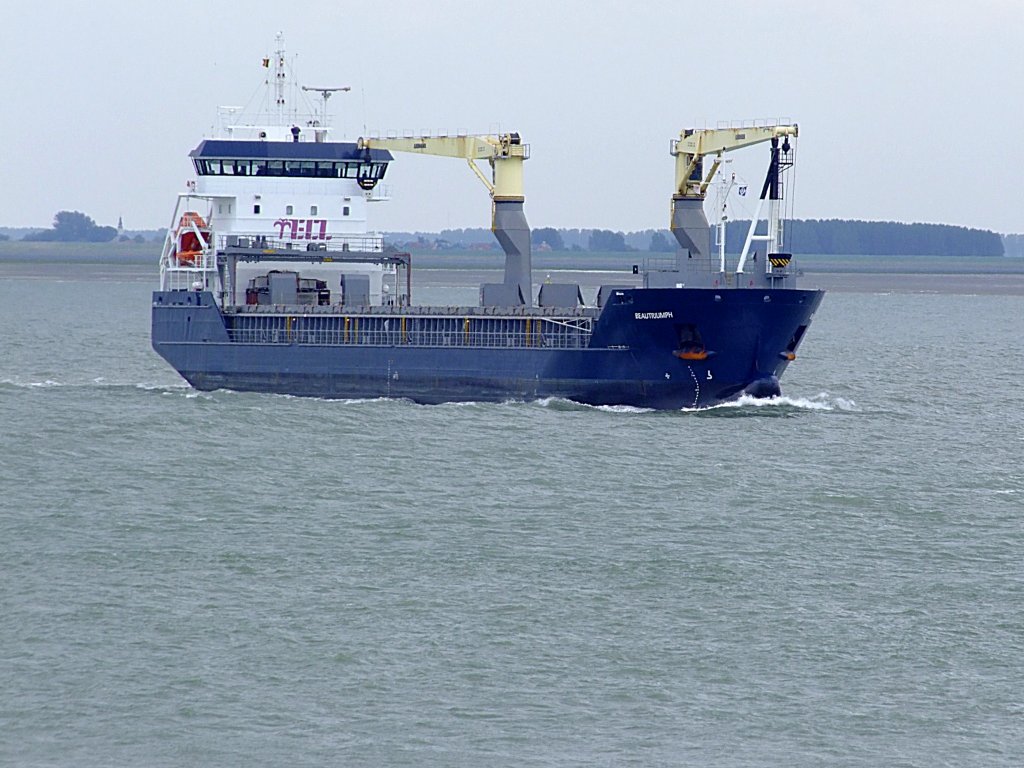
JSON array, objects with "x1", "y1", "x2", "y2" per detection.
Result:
[
  {"x1": 223, "y1": 302, "x2": 599, "y2": 318},
  {"x1": 220, "y1": 302, "x2": 598, "y2": 349}
]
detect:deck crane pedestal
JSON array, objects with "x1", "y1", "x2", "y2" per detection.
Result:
[{"x1": 358, "y1": 133, "x2": 533, "y2": 306}]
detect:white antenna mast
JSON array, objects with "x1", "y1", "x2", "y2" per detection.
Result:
[
  {"x1": 272, "y1": 32, "x2": 288, "y2": 124},
  {"x1": 713, "y1": 160, "x2": 736, "y2": 274}
]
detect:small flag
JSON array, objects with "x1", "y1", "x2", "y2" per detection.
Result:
[
  {"x1": 262, "y1": 57, "x2": 270, "y2": 68},
  {"x1": 738, "y1": 186, "x2": 747, "y2": 196}
]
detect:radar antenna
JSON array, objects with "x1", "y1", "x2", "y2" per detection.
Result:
[{"x1": 301, "y1": 86, "x2": 351, "y2": 127}]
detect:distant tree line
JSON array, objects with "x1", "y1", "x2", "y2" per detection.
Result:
[
  {"x1": 4, "y1": 212, "x2": 1011, "y2": 255},
  {"x1": 724, "y1": 219, "x2": 1004, "y2": 257},
  {"x1": 392, "y1": 220, "x2": 1006, "y2": 257}
]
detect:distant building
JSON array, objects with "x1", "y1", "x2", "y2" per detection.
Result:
[{"x1": 117, "y1": 216, "x2": 124, "y2": 238}]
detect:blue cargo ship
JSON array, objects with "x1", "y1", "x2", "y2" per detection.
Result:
[{"x1": 152, "y1": 37, "x2": 823, "y2": 409}]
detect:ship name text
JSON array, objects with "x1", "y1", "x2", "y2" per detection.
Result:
[{"x1": 274, "y1": 218, "x2": 333, "y2": 240}]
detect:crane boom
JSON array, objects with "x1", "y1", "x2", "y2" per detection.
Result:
[
  {"x1": 671, "y1": 124, "x2": 798, "y2": 198},
  {"x1": 357, "y1": 133, "x2": 528, "y2": 200}
]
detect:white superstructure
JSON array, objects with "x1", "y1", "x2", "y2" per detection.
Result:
[{"x1": 159, "y1": 34, "x2": 395, "y2": 305}]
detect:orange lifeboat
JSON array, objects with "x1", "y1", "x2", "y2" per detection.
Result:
[{"x1": 174, "y1": 212, "x2": 210, "y2": 266}]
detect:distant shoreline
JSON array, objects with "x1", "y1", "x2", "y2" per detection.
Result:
[
  {"x1": 1, "y1": 241, "x2": 1022, "y2": 272},
  {"x1": 4, "y1": 254, "x2": 1024, "y2": 295}
]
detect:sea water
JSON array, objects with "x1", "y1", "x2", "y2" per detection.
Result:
[{"x1": 1, "y1": 265, "x2": 1022, "y2": 766}]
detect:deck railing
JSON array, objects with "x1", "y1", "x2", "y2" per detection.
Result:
[
  {"x1": 217, "y1": 232, "x2": 385, "y2": 253},
  {"x1": 225, "y1": 313, "x2": 593, "y2": 350}
]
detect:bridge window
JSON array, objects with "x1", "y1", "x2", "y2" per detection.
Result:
[
  {"x1": 343, "y1": 206, "x2": 350, "y2": 216},
  {"x1": 195, "y1": 157, "x2": 375, "y2": 178},
  {"x1": 310, "y1": 205, "x2": 318, "y2": 215},
  {"x1": 285, "y1": 161, "x2": 316, "y2": 177},
  {"x1": 286, "y1": 205, "x2": 293, "y2": 215}
]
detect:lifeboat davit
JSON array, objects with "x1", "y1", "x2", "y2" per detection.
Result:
[{"x1": 175, "y1": 212, "x2": 210, "y2": 266}]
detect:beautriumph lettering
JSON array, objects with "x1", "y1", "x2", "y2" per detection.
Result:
[{"x1": 634, "y1": 311, "x2": 674, "y2": 320}]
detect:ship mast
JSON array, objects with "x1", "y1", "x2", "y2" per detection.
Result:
[
  {"x1": 713, "y1": 162, "x2": 736, "y2": 274},
  {"x1": 271, "y1": 32, "x2": 288, "y2": 124},
  {"x1": 736, "y1": 134, "x2": 795, "y2": 275}
]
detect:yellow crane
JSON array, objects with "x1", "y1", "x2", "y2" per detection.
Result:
[
  {"x1": 358, "y1": 133, "x2": 532, "y2": 305},
  {"x1": 668, "y1": 123, "x2": 798, "y2": 277},
  {"x1": 671, "y1": 124, "x2": 798, "y2": 200},
  {"x1": 358, "y1": 133, "x2": 527, "y2": 200}
]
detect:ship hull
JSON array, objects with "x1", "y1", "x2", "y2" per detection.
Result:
[{"x1": 152, "y1": 287, "x2": 824, "y2": 410}]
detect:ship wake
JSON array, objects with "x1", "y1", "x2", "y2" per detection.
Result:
[
  {"x1": 530, "y1": 392, "x2": 857, "y2": 415},
  {"x1": 689, "y1": 392, "x2": 859, "y2": 414}
]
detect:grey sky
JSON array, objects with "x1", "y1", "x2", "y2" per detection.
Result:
[{"x1": 3, "y1": 0, "x2": 1021, "y2": 233}]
